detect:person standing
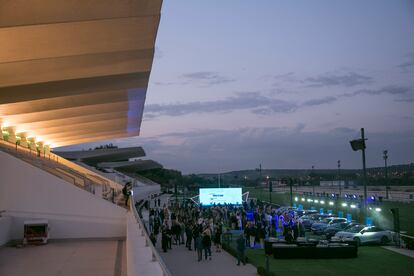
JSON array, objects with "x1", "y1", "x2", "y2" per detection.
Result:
[
  {"x1": 236, "y1": 233, "x2": 246, "y2": 265},
  {"x1": 195, "y1": 235, "x2": 203, "y2": 261},
  {"x1": 185, "y1": 222, "x2": 193, "y2": 250},
  {"x1": 214, "y1": 222, "x2": 222, "y2": 252},
  {"x1": 202, "y1": 227, "x2": 212, "y2": 260},
  {"x1": 161, "y1": 226, "x2": 168, "y2": 252}
]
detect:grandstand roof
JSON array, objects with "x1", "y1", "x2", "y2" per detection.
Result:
[
  {"x1": 55, "y1": 147, "x2": 146, "y2": 161},
  {"x1": 0, "y1": 0, "x2": 162, "y2": 148},
  {"x1": 97, "y1": 159, "x2": 163, "y2": 171}
]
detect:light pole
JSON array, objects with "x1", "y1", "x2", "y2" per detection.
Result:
[
  {"x1": 311, "y1": 165, "x2": 315, "y2": 195},
  {"x1": 383, "y1": 150, "x2": 389, "y2": 199},
  {"x1": 350, "y1": 128, "x2": 368, "y2": 222},
  {"x1": 338, "y1": 160, "x2": 341, "y2": 197},
  {"x1": 267, "y1": 176, "x2": 271, "y2": 203}
]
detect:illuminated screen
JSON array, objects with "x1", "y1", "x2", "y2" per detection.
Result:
[{"x1": 199, "y1": 188, "x2": 242, "y2": 206}]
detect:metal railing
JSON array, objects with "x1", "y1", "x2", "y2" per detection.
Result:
[
  {"x1": 0, "y1": 139, "x2": 124, "y2": 205},
  {"x1": 130, "y1": 196, "x2": 171, "y2": 276}
]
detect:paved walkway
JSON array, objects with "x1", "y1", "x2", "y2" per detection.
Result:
[
  {"x1": 383, "y1": 246, "x2": 414, "y2": 259},
  {"x1": 145, "y1": 194, "x2": 257, "y2": 276},
  {"x1": 158, "y1": 241, "x2": 257, "y2": 276},
  {"x1": 0, "y1": 240, "x2": 126, "y2": 276}
]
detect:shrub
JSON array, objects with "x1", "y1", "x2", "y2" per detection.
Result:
[
  {"x1": 257, "y1": 266, "x2": 276, "y2": 276},
  {"x1": 402, "y1": 236, "x2": 414, "y2": 250}
]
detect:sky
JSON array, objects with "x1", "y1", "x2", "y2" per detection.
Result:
[{"x1": 60, "y1": 0, "x2": 414, "y2": 174}]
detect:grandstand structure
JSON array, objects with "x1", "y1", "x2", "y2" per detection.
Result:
[{"x1": 0, "y1": 1, "x2": 167, "y2": 275}]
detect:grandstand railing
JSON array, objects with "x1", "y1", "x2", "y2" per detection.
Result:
[
  {"x1": 130, "y1": 196, "x2": 171, "y2": 276},
  {"x1": 0, "y1": 139, "x2": 124, "y2": 204}
]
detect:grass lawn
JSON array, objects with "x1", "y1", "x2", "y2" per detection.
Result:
[{"x1": 245, "y1": 246, "x2": 414, "y2": 276}]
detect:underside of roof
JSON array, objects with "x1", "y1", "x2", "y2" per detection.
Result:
[
  {"x1": 97, "y1": 159, "x2": 163, "y2": 171},
  {"x1": 0, "y1": 0, "x2": 162, "y2": 148},
  {"x1": 55, "y1": 147, "x2": 146, "y2": 161}
]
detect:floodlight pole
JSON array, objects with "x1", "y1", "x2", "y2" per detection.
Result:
[
  {"x1": 267, "y1": 176, "x2": 271, "y2": 204},
  {"x1": 361, "y1": 128, "x2": 368, "y2": 220},
  {"x1": 383, "y1": 150, "x2": 389, "y2": 199},
  {"x1": 311, "y1": 165, "x2": 315, "y2": 195},
  {"x1": 338, "y1": 160, "x2": 341, "y2": 197}
]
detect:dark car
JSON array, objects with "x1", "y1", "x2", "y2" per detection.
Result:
[
  {"x1": 324, "y1": 222, "x2": 355, "y2": 239},
  {"x1": 301, "y1": 214, "x2": 335, "y2": 230},
  {"x1": 311, "y1": 217, "x2": 348, "y2": 235}
]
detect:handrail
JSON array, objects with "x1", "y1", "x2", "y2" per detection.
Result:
[
  {"x1": 130, "y1": 196, "x2": 171, "y2": 276},
  {"x1": 0, "y1": 139, "x2": 122, "y2": 191}
]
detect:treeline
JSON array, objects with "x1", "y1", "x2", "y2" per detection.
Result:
[
  {"x1": 135, "y1": 168, "x2": 217, "y2": 191},
  {"x1": 132, "y1": 166, "x2": 414, "y2": 190}
]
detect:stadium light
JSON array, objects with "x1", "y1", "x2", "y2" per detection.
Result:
[
  {"x1": 294, "y1": 197, "x2": 299, "y2": 202},
  {"x1": 314, "y1": 199, "x2": 319, "y2": 203},
  {"x1": 320, "y1": 200, "x2": 325, "y2": 204},
  {"x1": 375, "y1": 208, "x2": 382, "y2": 212},
  {"x1": 350, "y1": 204, "x2": 357, "y2": 209},
  {"x1": 301, "y1": 197, "x2": 305, "y2": 202},
  {"x1": 341, "y1": 203, "x2": 348, "y2": 207},
  {"x1": 329, "y1": 201, "x2": 334, "y2": 206}
]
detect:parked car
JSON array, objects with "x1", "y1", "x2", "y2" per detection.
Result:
[
  {"x1": 311, "y1": 217, "x2": 348, "y2": 235},
  {"x1": 324, "y1": 222, "x2": 356, "y2": 239},
  {"x1": 333, "y1": 225, "x2": 392, "y2": 246},
  {"x1": 302, "y1": 214, "x2": 335, "y2": 230},
  {"x1": 296, "y1": 209, "x2": 319, "y2": 217}
]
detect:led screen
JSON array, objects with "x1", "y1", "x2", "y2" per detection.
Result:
[{"x1": 199, "y1": 188, "x2": 242, "y2": 206}]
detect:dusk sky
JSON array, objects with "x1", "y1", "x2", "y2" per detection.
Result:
[{"x1": 60, "y1": 0, "x2": 414, "y2": 174}]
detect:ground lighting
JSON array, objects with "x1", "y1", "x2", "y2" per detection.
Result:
[
  {"x1": 375, "y1": 208, "x2": 382, "y2": 212},
  {"x1": 314, "y1": 199, "x2": 319, "y2": 203},
  {"x1": 341, "y1": 203, "x2": 348, "y2": 207},
  {"x1": 307, "y1": 199, "x2": 313, "y2": 202},
  {"x1": 329, "y1": 201, "x2": 334, "y2": 206},
  {"x1": 350, "y1": 204, "x2": 357, "y2": 208},
  {"x1": 301, "y1": 198, "x2": 305, "y2": 202},
  {"x1": 320, "y1": 200, "x2": 325, "y2": 204},
  {"x1": 294, "y1": 197, "x2": 298, "y2": 202}
]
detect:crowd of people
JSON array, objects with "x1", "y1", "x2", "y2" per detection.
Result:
[{"x1": 143, "y1": 196, "x2": 307, "y2": 265}]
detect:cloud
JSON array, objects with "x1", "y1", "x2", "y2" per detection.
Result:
[
  {"x1": 181, "y1": 71, "x2": 235, "y2": 86},
  {"x1": 118, "y1": 127, "x2": 414, "y2": 173},
  {"x1": 342, "y1": 86, "x2": 414, "y2": 103},
  {"x1": 302, "y1": 96, "x2": 337, "y2": 107},
  {"x1": 144, "y1": 92, "x2": 297, "y2": 118},
  {"x1": 397, "y1": 53, "x2": 414, "y2": 73},
  {"x1": 152, "y1": 71, "x2": 235, "y2": 87},
  {"x1": 304, "y1": 72, "x2": 373, "y2": 87},
  {"x1": 395, "y1": 97, "x2": 414, "y2": 103}
]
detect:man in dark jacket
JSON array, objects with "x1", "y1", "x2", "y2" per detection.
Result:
[
  {"x1": 185, "y1": 223, "x2": 193, "y2": 250},
  {"x1": 236, "y1": 233, "x2": 246, "y2": 265}
]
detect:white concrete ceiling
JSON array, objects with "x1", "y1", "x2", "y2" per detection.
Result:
[{"x1": 0, "y1": 0, "x2": 162, "y2": 148}]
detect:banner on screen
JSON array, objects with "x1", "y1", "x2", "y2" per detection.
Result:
[{"x1": 199, "y1": 188, "x2": 242, "y2": 206}]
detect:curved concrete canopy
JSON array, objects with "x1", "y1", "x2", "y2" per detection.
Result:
[
  {"x1": 55, "y1": 147, "x2": 146, "y2": 161},
  {"x1": 0, "y1": 0, "x2": 162, "y2": 148},
  {"x1": 97, "y1": 160, "x2": 163, "y2": 171}
]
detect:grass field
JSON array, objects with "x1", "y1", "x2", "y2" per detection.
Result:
[
  {"x1": 244, "y1": 246, "x2": 414, "y2": 276},
  {"x1": 244, "y1": 187, "x2": 414, "y2": 235}
]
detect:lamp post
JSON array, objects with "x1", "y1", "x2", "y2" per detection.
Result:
[
  {"x1": 338, "y1": 160, "x2": 341, "y2": 197},
  {"x1": 267, "y1": 176, "x2": 271, "y2": 204},
  {"x1": 311, "y1": 165, "x2": 315, "y2": 195},
  {"x1": 350, "y1": 128, "x2": 368, "y2": 222},
  {"x1": 383, "y1": 150, "x2": 389, "y2": 199}
]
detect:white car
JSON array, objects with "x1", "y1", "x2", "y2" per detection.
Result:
[{"x1": 333, "y1": 225, "x2": 392, "y2": 246}]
